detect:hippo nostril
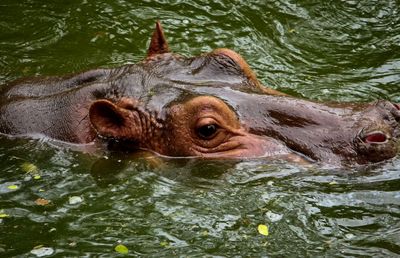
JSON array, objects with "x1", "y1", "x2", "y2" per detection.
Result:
[
  {"x1": 363, "y1": 131, "x2": 388, "y2": 144},
  {"x1": 393, "y1": 103, "x2": 400, "y2": 110}
]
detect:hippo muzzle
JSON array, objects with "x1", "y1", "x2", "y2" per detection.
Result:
[{"x1": 353, "y1": 100, "x2": 400, "y2": 162}]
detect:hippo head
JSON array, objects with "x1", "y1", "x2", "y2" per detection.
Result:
[{"x1": 88, "y1": 22, "x2": 400, "y2": 166}]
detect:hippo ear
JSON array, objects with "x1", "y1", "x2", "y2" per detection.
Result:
[
  {"x1": 89, "y1": 100, "x2": 131, "y2": 139},
  {"x1": 147, "y1": 21, "x2": 170, "y2": 57}
]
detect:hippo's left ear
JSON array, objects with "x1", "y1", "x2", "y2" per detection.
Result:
[
  {"x1": 89, "y1": 100, "x2": 132, "y2": 139},
  {"x1": 147, "y1": 21, "x2": 170, "y2": 57}
]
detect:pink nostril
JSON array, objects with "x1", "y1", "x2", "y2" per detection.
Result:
[
  {"x1": 364, "y1": 132, "x2": 388, "y2": 144},
  {"x1": 393, "y1": 103, "x2": 400, "y2": 110}
]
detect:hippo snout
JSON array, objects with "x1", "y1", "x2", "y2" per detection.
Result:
[{"x1": 353, "y1": 100, "x2": 400, "y2": 163}]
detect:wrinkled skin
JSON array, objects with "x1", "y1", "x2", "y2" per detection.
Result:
[{"x1": 0, "y1": 22, "x2": 399, "y2": 166}]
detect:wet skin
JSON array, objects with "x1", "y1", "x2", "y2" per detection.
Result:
[{"x1": 0, "y1": 22, "x2": 399, "y2": 166}]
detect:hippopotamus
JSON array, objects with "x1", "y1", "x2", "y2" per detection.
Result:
[{"x1": 0, "y1": 22, "x2": 399, "y2": 166}]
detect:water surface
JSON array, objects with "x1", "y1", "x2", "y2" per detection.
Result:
[{"x1": 1, "y1": 0, "x2": 400, "y2": 256}]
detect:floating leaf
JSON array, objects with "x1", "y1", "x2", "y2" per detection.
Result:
[
  {"x1": 34, "y1": 175, "x2": 41, "y2": 180},
  {"x1": 30, "y1": 246, "x2": 54, "y2": 257},
  {"x1": 21, "y1": 162, "x2": 38, "y2": 173},
  {"x1": 7, "y1": 185, "x2": 19, "y2": 190},
  {"x1": 258, "y1": 224, "x2": 269, "y2": 236},
  {"x1": 0, "y1": 213, "x2": 10, "y2": 218},
  {"x1": 115, "y1": 244, "x2": 129, "y2": 254},
  {"x1": 160, "y1": 241, "x2": 169, "y2": 247},
  {"x1": 329, "y1": 181, "x2": 338, "y2": 185},
  {"x1": 35, "y1": 198, "x2": 50, "y2": 206}
]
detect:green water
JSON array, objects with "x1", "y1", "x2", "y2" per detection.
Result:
[{"x1": 1, "y1": 0, "x2": 400, "y2": 257}]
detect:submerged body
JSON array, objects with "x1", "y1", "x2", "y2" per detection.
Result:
[{"x1": 0, "y1": 22, "x2": 399, "y2": 166}]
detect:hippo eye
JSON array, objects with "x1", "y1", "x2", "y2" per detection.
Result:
[{"x1": 197, "y1": 123, "x2": 219, "y2": 139}]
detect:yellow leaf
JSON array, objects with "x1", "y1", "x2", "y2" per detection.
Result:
[
  {"x1": 258, "y1": 224, "x2": 269, "y2": 236},
  {"x1": 7, "y1": 185, "x2": 19, "y2": 190},
  {"x1": 21, "y1": 162, "x2": 38, "y2": 173},
  {"x1": 160, "y1": 241, "x2": 169, "y2": 247},
  {"x1": 34, "y1": 175, "x2": 41, "y2": 180},
  {"x1": 0, "y1": 213, "x2": 10, "y2": 218},
  {"x1": 115, "y1": 244, "x2": 128, "y2": 254}
]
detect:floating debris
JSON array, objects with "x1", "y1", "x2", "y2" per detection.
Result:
[
  {"x1": 0, "y1": 213, "x2": 10, "y2": 218},
  {"x1": 69, "y1": 196, "x2": 83, "y2": 205},
  {"x1": 258, "y1": 224, "x2": 269, "y2": 236},
  {"x1": 7, "y1": 185, "x2": 19, "y2": 190},
  {"x1": 35, "y1": 198, "x2": 51, "y2": 206},
  {"x1": 30, "y1": 246, "x2": 54, "y2": 257},
  {"x1": 21, "y1": 162, "x2": 38, "y2": 173},
  {"x1": 160, "y1": 241, "x2": 169, "y2": 247},
  {"x1": 115, "y1": 244, "x2": 129, "y2": 254}
]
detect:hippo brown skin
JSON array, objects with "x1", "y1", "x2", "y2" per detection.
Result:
[{"x1": 0, "y1": 22, "x2": 399, "y2": 166}]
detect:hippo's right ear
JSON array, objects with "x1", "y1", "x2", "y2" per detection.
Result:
[
  {"x1": 89, "y1": 100, "x2": 131, "y2": 139},
  {"x1": 147, "y1": 21, "x2": 170, "y2": 57}
]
